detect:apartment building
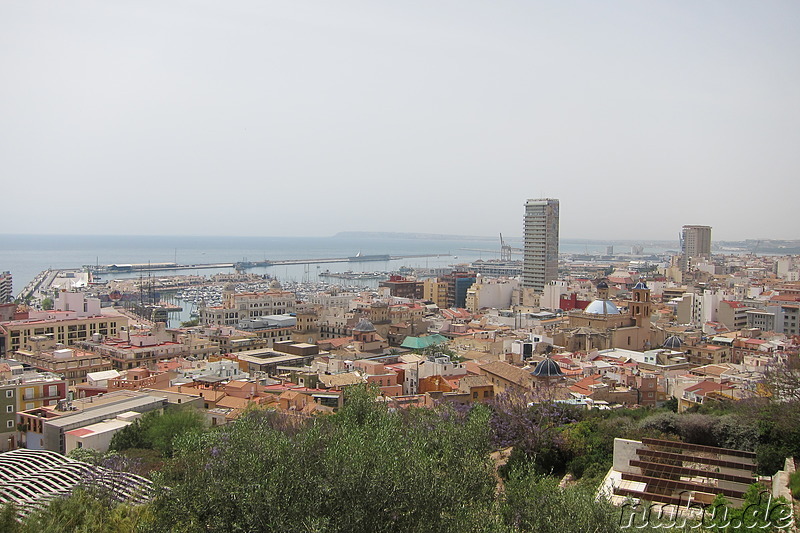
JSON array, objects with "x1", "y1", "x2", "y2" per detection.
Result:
[
  {"x1": 13, "y1": 348, "x2": 112, "y2": 386},
  {"x1": 200, "y1": 285, "x2": 296, "y2": 326}
]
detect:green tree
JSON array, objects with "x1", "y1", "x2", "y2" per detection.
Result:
[
  {"x1": 146, "y1": 386, "x2": 498, "y2": 533},
  {"x1": 7, "y1": 489, "x2": 151, "y2": 533},
  {"x1": 110, "y1": 407, "x2": 206, "y2": 458},
  {"x1": 703, "y1": 485, "x2": 793, "y2": 532},
  {"x1": 41, "y1": 297, "x2": 54, "y2": 310},
  {"x1": 498, "y1": 465, "x2": 622, "y2": 532}
]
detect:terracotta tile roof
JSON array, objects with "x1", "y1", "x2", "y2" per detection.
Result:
[
  {"x1": 685, "y1": 380, "x2": 733, "y2": 396},
  {"x1": 722, "y1": 300, "x2": 747, "y2": 308},
  {"x1": 478, "y1": 361, "x2": 533, "y2": 388}
]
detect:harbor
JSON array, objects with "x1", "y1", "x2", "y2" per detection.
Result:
[{"x1": 84, "y1": 253, "x2": 450, "y2": 274}]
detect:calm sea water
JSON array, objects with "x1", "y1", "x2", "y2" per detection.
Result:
[{"x1": 0, "y1": 234, "x2": 677, "y2": 295}]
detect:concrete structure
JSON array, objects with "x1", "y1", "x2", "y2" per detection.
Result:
[
  {"x1": 422, "y1": 278, "x2": 448, "y2": 308},
  {"x1": 0, "y1": 312, "x2": 127, "y2": 356},
  {"x1": 379, "y1": 276, "x2": 423, "y2": 299},
  {"x1": 64, "y1": 411, "x2": 141, "y2": 453},
  {"x1": 717, "y1": 301, "x2": 752, "y2": 331},
  {"x1": 523, "y1": 198, "x2": 559, "y2": 292},
  {"x1": 94, "y1": 336, "x2": 187, "y2": 371},
  {"x1": 0, "y1": 372, "x2": 67, "y2": 450},
  {"x1": 744, "y1": 304, "x2": 800, "y2": 335},
  {"x1": 54, "y1": 291, "x2": 101, "y2": 317},
  {"x1": 0, "y1": 272, "x2": 12, "y2": 304},
  {"x1": 465, "y1": 276, "x2": 519, "y2": 313},
  {"x1": 14, "y1": 348, "x2": 113, "y2": 386},
  {"x1": 17, "y1": 390, "x2": 167, "y2": 453},
  {"x1": 0, "y1": 449, "x2": 154, "y2": 517},
  {"x1": 200, "y1": 284, "x2": 296, "y2": 326},
  {"x1": 681, "y1": 225, "x2": 712, "y2": 271},
  {"x1": 672, "y1": 289, "x2": 722, "y2": 327},
  {"x1": 542, "y1": 280, "x2": 569, "y2": 311},
  {"x1": 746, "y1": 309, "x2": 776, "y2": 332},
  {"x1": 561, "y1": 281, "x2": 653, "y2": 352},
  {"x1": 599, "y1": 438, "x2": 759, "y2": 514}
]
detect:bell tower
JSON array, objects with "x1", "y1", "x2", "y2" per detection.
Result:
[
  {"x1": 597, "y1": 279, "x2": 610, "y2": 300},
  {"x1": 629, "y1": 281, "x2": 652, "y2": 328}
]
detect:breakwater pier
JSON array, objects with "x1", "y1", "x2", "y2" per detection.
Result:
[{"x1": 84, "y1": 254, "x2": 450, "y2": 274}]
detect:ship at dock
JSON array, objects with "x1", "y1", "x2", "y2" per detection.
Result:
[{"x1": 347, "y1": 252, "x2": 390, "y2": 262}]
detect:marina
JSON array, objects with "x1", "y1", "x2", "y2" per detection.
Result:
[{"x1": 84, "y1": 253, "x2": 449, "y2": 274}]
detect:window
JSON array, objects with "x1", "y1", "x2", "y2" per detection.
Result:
[
  {"x1": 6, "y1": 405, "x2": 12, "y2": 413},
  {"x1": 5, "y1": 391, "x2": 12, "y2": 398}
]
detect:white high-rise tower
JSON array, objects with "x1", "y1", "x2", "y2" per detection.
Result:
[
  {"x1": 523, "y1": 198, "x2": 559, "y2": 292},
  {"x1": 681, "y1": 225, "x2": 712, "y2": 271}
]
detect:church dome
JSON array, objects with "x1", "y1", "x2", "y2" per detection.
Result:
[
  {"x1": 596, "y1": 280, "x2": 609, "y2": 289},
  {"x1": 223, "y1": 282, "x2": 236, "y2": 292},
  {"x1": 353, "y1": 318, "x2": 376, "y2": 333},
  {"x1": 269, "y1": 279, "x2": 282, "y2": 290},
  {"x1": 663, "y1": 335, "x2": 683, "y2": 350},
  {"x1": 532, "y1": 358, "x2": 564, "y2": 377},
  {"x1": 584, "y1": 299, "x2": 621, "y2": 315},
  {"x1": 633, "y1": 281, "x2": 649, "y2": 290}
]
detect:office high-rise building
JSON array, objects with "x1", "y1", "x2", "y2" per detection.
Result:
[
  {"x1": 523, "y1": 198, "x2": 559, "y2": 292},
  {"x1": 0, "y1": 272, "x2": 12, "y2": 304},
  {"x1": 681, "y1": 225, "x2": 712, "y2": 271}
]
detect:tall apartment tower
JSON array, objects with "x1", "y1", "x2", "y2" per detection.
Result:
[
  {"x1": 523, "y1": 198, "x2": 559, "y2": 292},
  {"x1": 681, "y1": 225, "x2": 712, "y2": 271},
  {"x1": 0, "y1": 272, "x2": 12, "y2": 304}
]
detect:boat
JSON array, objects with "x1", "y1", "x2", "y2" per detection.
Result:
[{"x1": 348, "y1": 252, "x2": 391, "y2": 262}]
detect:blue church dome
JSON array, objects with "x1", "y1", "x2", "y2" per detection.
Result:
[
  {"x1": 532, "y1": 358, "x2": 565, "y2": 377},
  {"x1": 584, "y1": 299, "x2": 621, "y2": 315},
  {"x1": 662, "y1": 335, "x2": 683, "y2": 350}
]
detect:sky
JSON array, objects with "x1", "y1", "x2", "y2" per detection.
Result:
[{"x1": 1, "y1": 1, "x2": 798, "y2": 241}]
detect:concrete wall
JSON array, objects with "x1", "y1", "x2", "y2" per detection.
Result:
[{"x1": 612, "y1": 438, "x2": 641, "y2": 474}]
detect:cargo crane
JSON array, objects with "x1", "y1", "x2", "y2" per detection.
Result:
[{"x1": 500, "y1": 233, "x2": 512, "y2": 262}]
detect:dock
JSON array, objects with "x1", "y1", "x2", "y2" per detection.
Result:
[{"x1": 85, "y1": 254, "x2": 449, "y2": 274}]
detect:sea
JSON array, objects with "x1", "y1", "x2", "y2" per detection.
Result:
[{"x1": 0, "y1": 233, "x2": 679, "y2": 298}]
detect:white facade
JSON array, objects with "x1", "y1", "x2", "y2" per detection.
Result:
[
  {"x1": 466, "y1": 276, "x2": 519, "y2": 312},
  {"x1": 681, "y1": 225, "x2": 712, "y2": 270},
  {"x1": 542, "y1": 280, "x2": 568, "y2": 311},
  {"x1": 523, "y1": 198, "x2": 559, "y2": 293},
  {"x1": 64, "y1": 415, "x2": 137, "y2": 453},
  {"x1": 672, "y1": 290, "x2": 722, "y2": 326},
  {"x1": 55, "y1": 292, "x2": 101, "y2": 317},
  {"x1": 201, "y1": 290, "x2": 296, "y2": 326}
]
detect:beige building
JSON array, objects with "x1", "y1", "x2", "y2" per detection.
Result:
[
  {"x1": 0, "y1": 313, "x2": 127, "y2": 356},
  {"x1": 423, "y1": 279, "x2": 448, "y2": 309},
  {"x1": 14, "y1": 348, "x2": 113, "y2": 386},
  {"x1": 465, "y1": 276, "x2": 519, "y2": 313},
  {"x1": 562, "y1": 281, "x2": 653, "y2": 352},
  {"x1": 200, "y1": 283, "x2": 296, "y2": 326}
]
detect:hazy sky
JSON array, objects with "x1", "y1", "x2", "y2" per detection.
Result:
[{"x1": 2, "y1": 1, "x2": 798, "y2": 241}]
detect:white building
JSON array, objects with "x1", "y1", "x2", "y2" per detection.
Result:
[
  {"x1": 200, "y1": 284, "x2": 296, "y2": 326},
  {"x1": 681, "y1": 225, "x2": 712, "y2": 271},
  {"x1": 542, "y1": 280, "x2": 569, "y2": 311},
  {"x1": 523, "y1": 198, "x2": 559, "y2": 293},
  {"x1": 465, "y1": 276, "x2": 519, "y2": 312},
  {"x1": 55, "y1": 291, "x2": 101, "y2": 317},
  {"x1": 64, "y1": 411, "x2": 141, "y2": 453}
]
